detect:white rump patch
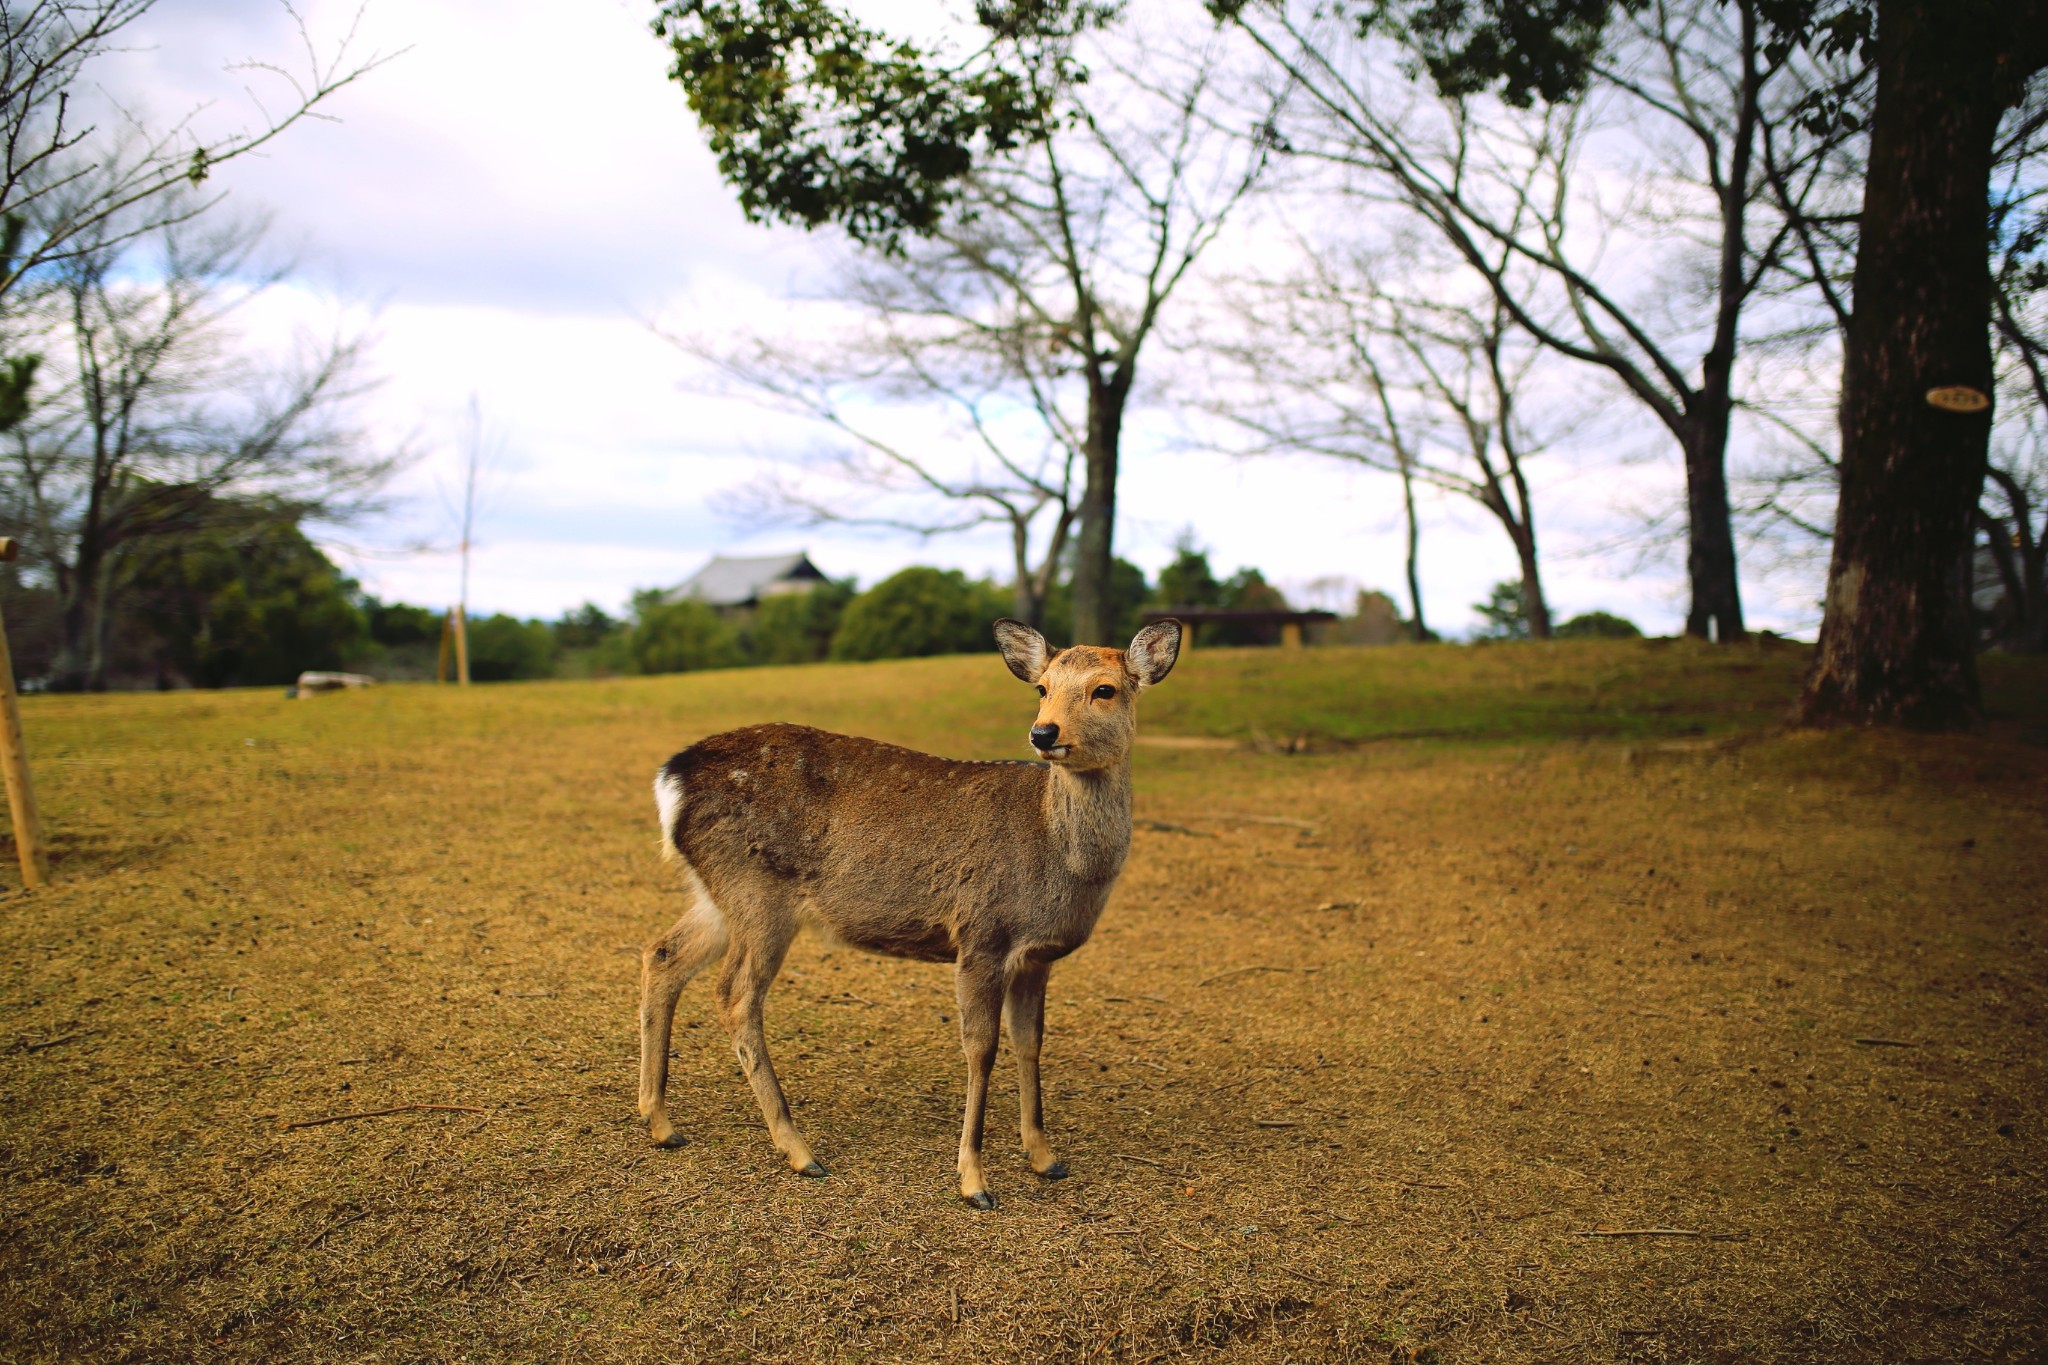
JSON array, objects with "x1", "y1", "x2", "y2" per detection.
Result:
[
  {"x1": 654, "y1": 768, "x2": 686, "y2": 862},
  {"x1": 678, "y1": 864, "x2": 730, "y2": 956}
]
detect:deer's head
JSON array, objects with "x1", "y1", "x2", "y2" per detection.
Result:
[{"x1": 994, "y1": 618, "x2": 1182, "y2": 772}]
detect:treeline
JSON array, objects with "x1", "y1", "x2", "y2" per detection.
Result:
[
  {"x1": 417, "y1": 544, "x2": 1297, "y2": 684},
  {"x1": 4, "y1": 530, "x2": 1652, "y2": 689}
]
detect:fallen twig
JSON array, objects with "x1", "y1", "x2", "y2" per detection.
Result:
[
  {"x1": 1254, "y1": 1119, "x2": 1300, "y2": 1129},
  {"x1": 1197, "y1": 965, "x2": 1321, "y2": 988},
  {"x1": 1308, "y1": 901, "x2": 1359, "y2": 912},
  {"x1": 1164, "y1": 1232, "x2": 1212, "y2": 1255},
  {"x1": 22, "y1": 1031, "x2": 90, "y2": 1053},
  {"x1": 1135, "y1": 820, "x2": 1214, "y2": 838},
  {"x1": 1213, "y1": 813, "x2": 1319, "y2": 834},
  {"x1": 282, "y1": 1104, "x2": 488, "y2": 1131},
  {"x1": 1853, "y1": 1037, "x2": 1918, "y2": 1048},
  {"x1": 1113, "y1": 1152, "x2": 1167, "y2": 1168},
  {"x1": 306, "y1": 1209, "x2": 367, "y2": 1246},
  {"x1": 1575, "y1": 1227, "x2": 1741, "y2": 1240}
]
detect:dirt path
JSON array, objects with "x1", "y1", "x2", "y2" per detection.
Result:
[{"x1": 1, "y1": 663, "x2": 2042, "y2": 1362}]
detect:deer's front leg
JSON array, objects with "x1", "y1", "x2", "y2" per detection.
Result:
[
  {"x1": 954, "y1": 954, "x2": 1006, "y2": 1209},
  {"x1": 1004, "y1": 960, "x2": 1066, "y2": 1179}
]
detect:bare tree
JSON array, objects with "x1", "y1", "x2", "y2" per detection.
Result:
[
  {"x1": 994, "y1": 36, "x2": 1271, "y2": 644},
  {"x1": 1222, "y1": 0, "x2": 1863, "y2": 643},
  {"x1": 1974, "y1": 113, "x2": 2048, "y2": 652},
  {"x1": 1208, "y1": 240, "x2": 1559, "y2": 637},
  {"x1": 669, "y1": 285, "x2": 1080, "y2": 629},
  {"x1": 0, "y1": 1, "x2": 389, "y2": 300},
  {"x1": 0, "y1": 207, "x2": 398, "y2": 689},
  {"x1": 655, "y1": 4, "x2": 1270, "y2": 645}
]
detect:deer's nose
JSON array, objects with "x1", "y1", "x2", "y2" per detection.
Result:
[{"x1": 1030, "y1": 723, "x2": 1061, "y2": 751}]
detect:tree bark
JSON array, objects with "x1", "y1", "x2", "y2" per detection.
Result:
[
  {"x1": 1798, "y1": 0, "x2": 2016, "y2": 728},
  {"x1": 1683, "y1": 404, "x2": 1745, "y2": 642},
  {"x1": 1400, "y1": 453, "x2": 1429, "y2": 641},
  {"x1": 1069, "y1": 369, "x2": 1130, "y2": 645}
]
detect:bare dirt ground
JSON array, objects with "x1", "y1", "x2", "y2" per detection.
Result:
[{"x1": 1, "y1": 642, "x2": 2043, "y2": 1362}]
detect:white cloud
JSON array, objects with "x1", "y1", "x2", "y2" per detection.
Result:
[{"x1": 101, "y1": 0, "x2": 1823, "y2": 637}]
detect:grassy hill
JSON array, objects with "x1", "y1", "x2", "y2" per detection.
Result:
[{"x1": 2, "y1": 641, "x2": 2044, "y2": 1363}]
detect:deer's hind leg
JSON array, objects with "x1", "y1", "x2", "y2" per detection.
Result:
[
  {"x1": 639, "y1": 867, "x2": 731, "y2": 1148},
  {"x1": 715, "y1": 898, "x2": 824, "y2": 1177}
]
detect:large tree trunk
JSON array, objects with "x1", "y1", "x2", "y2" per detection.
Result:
[
  {"x1": 1007, "y1": 512, "x2": 1045, "y2": 628},
  {"x1": 51, "y1": 525, "x2": 106, "y2": 693},
  {"x1": 1798, "y1": 0, "x2": 2011, "y2": 728},
  {"x1": 1683, "y1": 405, "x2": 1746, "y2": 643},
  {"x1": 1069, "y1": 371, "x2": 1129, "y2": 645},
  {"x1": 1510, "y1": 522, "x2": 1551, "y2": 640}
]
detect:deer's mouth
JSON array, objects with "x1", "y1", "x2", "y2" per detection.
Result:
[{"x1": 1042, "y1": 744, "x2": 1071, "y2": 761}]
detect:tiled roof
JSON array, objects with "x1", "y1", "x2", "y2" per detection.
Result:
[{"x1": 665, "y1": 552, "x2": 825, "y2": 607}]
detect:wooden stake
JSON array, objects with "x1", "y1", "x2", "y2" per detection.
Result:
[
  {"x1": 453, "y1": 606, "x2": 470, "y2": 687},
  {"x1": 437, "y1": 609, "x2": 453, "y2": 684},
  {"x1": 0, "y1": 537, "x2": 48, "y2": 888}
]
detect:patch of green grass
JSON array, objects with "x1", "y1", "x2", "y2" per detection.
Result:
[{"x1": 1144, "y1": 637, "x2": 1816, "y2": 744}]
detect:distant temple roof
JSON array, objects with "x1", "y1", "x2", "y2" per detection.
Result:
[{"x1": 664, "y1": 552, "x2": 827, "y2": 608}]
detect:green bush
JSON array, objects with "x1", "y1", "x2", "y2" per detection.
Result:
[
  {"x1": 746, "y1": 579, "x2": 855, "y2": 665},
  {"x1": 830, "y1": 567, "x2": 1008, "y2": 661},
  {"x1": 1473, "y1": 580, "x2": 1532, "y2": 639},
  {"x1": 553, "y1": 602, "x2": 619, "y2": 650},
  {"x1": 1040, "y1": 556, "x2": 1150, "y2": 645},
  {"x1": 464, "y1": 614, "x2": 556, "y2": 681},
  {"x1": 131, "y1": 520, "x2": 367, "y2": 687},
  {"x1": 1556, "y1": 610, "x2": 1643, "y2": 640},
  {"x1": 365, "y1": 598, "x2": 442, "y2": 648},
  {"x1": 1145, "y1": 540, "x2": 1289, "y2": 645},
  {"x1": 1151, "y1": 540, "x2": 1225, "y2": 612},
  {"x1": 626, "y1": 598, "x2": 742, "y2": 674}
]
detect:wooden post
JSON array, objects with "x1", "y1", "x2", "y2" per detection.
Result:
[
  {"x1": 1281, "y1": 620, "x2": 1304, "y2": 650},
  {"x1": 453, "y1": 607, "x2": 470, "y2": 686},
  {"x1": 0, "y1": 538, "x2": 49, "y2": 888},
  {"x1": 1180, "y1": 622, "x2": 1195, "y2": 651},
  {"x1": 436, "y1": 610, "x2": 452, "y2": 684}
]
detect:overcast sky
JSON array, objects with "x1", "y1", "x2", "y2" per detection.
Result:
[{"x1": 111, "y1": 0, "x2": 1827, "y2": 636}]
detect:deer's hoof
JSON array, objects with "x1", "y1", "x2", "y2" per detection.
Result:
[
  {"x1": 649, "y1": 1125, "x2": 686, "y2": 1150},
  {"x1": 963, "y1": 1190, "x2": 999, "y2": 1211},
  {"x1": 1034, "y1": 1160, "x2": 1070, "y2": 1181},
  {"x1": 798, "y1": 1160, "x2": 829, "y2": 1179}
]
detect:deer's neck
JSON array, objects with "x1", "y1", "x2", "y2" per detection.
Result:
[{"x1": 1044, "y1": 762, "x2": 1133, "y2": 886}]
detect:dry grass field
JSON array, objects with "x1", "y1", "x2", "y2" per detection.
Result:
[{"x1": 1, "y1": 639, "x2": 2044, "y2": 1363}]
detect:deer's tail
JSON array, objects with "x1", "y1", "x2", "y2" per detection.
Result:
[{"x1": 654, "y1": 759, "x2": 687, "y2": 863}]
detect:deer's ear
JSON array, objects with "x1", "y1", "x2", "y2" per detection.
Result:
[
  {"x1": 1126, "y1": 619, "x2": 1182, "y2": 689},
  {"x1": 993, "y1": 618, "x2": 1052, "y2": 683}
]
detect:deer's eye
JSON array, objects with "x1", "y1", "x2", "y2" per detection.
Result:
[
  {"x1": 1093, "y1": 684, "x2": 1117, "y2": 700},
  {"x1": 1036, "y1": 685, "x2": 1047, "y2": 697}
]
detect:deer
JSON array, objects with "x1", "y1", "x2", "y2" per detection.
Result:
[{"x1": 636, "y1": 616, "x2": 1182, "y2": 1209}]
